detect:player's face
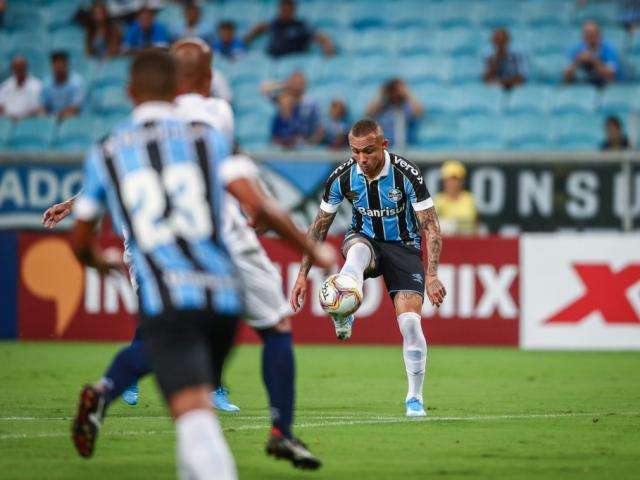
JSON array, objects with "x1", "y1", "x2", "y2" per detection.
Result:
[
  {"x1": 349, "y1": 132, "x2": 387, "y2": 177},
  {"x1": 443, "y1": 176, "x2": 463, "y2": 196}
]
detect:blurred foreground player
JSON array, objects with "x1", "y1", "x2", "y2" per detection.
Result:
[
  {"x1": 291, "y1": 119, "x2": 446, "y2": 417},
  {"x1": 69, "y1": 50, "x2": 334, "y2": 477}
]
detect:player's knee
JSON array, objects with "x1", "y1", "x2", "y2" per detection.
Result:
[{"x1": 397, "y1": 312, "x2": 425, "y2": 343}]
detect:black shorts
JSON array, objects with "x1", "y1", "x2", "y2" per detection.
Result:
[
  {"x1": 139, "y1": 309, "x2": 239, "y2": 400},
  {"x1": 342, "y1": 232, "x2": 425, "y2": 299}
]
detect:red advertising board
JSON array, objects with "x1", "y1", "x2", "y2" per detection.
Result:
[{"x1": 17, "y1": 232, "x2": 519, "y2": 345}]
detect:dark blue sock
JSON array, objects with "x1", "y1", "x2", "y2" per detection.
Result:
[
  {"x1": 102, "y1": 336, "x2": 152, "y2": 405},
  {"x1": 260, "y1": 330, "x2": 295, "y2": 438}
]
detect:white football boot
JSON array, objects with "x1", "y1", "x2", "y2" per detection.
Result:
[
  {"x1": 331, "y1": 314, "x2": 355, "y2": 341},
  {"x1": 405, "y1": 397, "x2": 426, "y2": 417}
]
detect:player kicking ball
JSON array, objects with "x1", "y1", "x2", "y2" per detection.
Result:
[{"x1": 291, "y1": 119, "x2": 446, "y2": 417}]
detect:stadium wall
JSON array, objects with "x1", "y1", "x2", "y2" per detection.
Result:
[{"x1": 2, "y1": 230, "x2": 639, "y2": 349}]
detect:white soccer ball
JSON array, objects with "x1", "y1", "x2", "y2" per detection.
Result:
[{"x1": 318, "y1": 274, "x2": 363, "y2": 316}]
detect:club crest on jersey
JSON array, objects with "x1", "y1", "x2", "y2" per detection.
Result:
[{"x1": 388, "y1": 188, "x2": 403, "y2": 202}]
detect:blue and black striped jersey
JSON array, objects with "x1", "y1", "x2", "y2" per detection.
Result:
[
  {"x1": 320, "y1": 150, "x2": 433, "y2": 249},
  {"x1": 74, "y1": 102, "x2": 242, "y2": 317}
]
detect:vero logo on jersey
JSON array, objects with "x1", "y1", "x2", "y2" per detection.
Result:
[{"x1": 545, "y1": 263, "x2": 640, "y2": 324}]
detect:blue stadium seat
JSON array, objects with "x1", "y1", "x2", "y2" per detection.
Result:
[
  {"x1": 46, "y1": 2, "x2": 81, "y2": 32},
  {"x1": 90, "y1": 85, "x2": 132, "y2": 116},
  {"x1": 0, "y1": 117, "x2": 11, "y2": 148},
  {"x1": 395, "y1": 28, "x2": 437, "y2": 56},
  {"x1": 530, "y1": 53, "x2": 566, "y2": 83},
  {"x1": 549, "y1": 86, "x2": 598, "y2": 115},
  {"x1": 414, "y1": 84, "x2": 454, "y2": 114},
  {"x1": 397, "y1": 56, "x2": 449, "y2": 85},
  {"x1": 521, "y1": 0, "x2": 571, "y2": 28},
  {"x1": 435, "y1": 28, "x2": 480, "y2": 56},
  {"x1": 345, "y1": 2, "x2": 390, "y2": 30},
  {"x1": 524, "y1": 26, "x2": 576, "y2": 56},
  {"x1": 89, "y1": 58, "x2": 131, "y2": 89},
  {"x1": 271, "y1": 54, "x2": 320, "y2": 81},
  {"x1": 221, "y1": 1, "x2": 268, "y2": 31},
  {"x1": 574, "y1": 1, "x2": 617, "y2": 27},
  {"x1": 458, "y1": 114, "x2": 504, "y2": 150},
  {"x1": 233, "y1": 85, "x2": 266, "y2": 116},
  {"x1": 450, "y1": 85, "x2": 505, "y2": 115},
  {"x1": 502, "y1": 114, "x2": 550, "y2": 149},
  {"x1": 50, "y1": 27, "x2": 85, "y2": 53},
  {"x1": 429, "y1": 2, "x2": 475, "y2": 29},
  {"x1": 307, "y1": 2, "x2": 348, "y2": 30},
  {"x1": 3, "y1": 9, "x2": 46, "y2": 34},
  {"x1": 344, "y1": 29, "x2": 397, "y2": 56},
  {"x1": 600, "y1": 85, "x2": 640, "y2": 114},
  {"x1": 92, "y1": 114, "x2": 127, "y2": 141},
  {"x1": 388, "y1": 1, "x2": 431, "y2": 29},
  {"x1": 506, "y1": 85, "x2": 551, "y2": 115},
  {"x1": 475, "y1": 2, "x2": 523, "y2": 29},
  {"x1": 448, "y1": 55, "x2": 482, "y2": 84},
  {"x1": 53, "y1": 116, "x2": 93, "y2": 151},
  {"x1": 351, "y1": 55, "x2": 397, "y2": 85},
  {"x1": 6, "y1": 117, "x2": 56, "y2": 151},
  {"x1": 236, "y1": 112, "x2": 270, "y2": 146},
  {"x1": 416, "y1": 117, "x2": 459, "y2": 150},
  {"x1": 551, "y1": 113, "x2": 601, "y2": 150},
  {"x1": 315, "y1": 56, "x2": 354, "y2": 84}
]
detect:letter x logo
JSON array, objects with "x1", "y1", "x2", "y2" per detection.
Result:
[{"x1": 545, "y1": 264, "x2": 640, "y2": 324}]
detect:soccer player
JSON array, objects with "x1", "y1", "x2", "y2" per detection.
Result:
[
  {"x1": 69, "y1": 50, "x2": 335, "y2": 477},
  {"x1": 290, "y1": 119, "x2": 446, "y2": 417}
]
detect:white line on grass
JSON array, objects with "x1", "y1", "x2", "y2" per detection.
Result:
[{"x1": 1, "y1": 411, "x2": 638, "y2": 441}]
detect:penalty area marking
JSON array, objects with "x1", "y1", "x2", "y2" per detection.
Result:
[{"x1": 1, "y1": 411, "x2": 639, "y2": 441}]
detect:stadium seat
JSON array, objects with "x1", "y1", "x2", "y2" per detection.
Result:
[
  {"x1": 315, "y1": 56, "x2": 354, "y2": 85},
  {"x1": 221, "y1": 1, "x2": 268, "y2": 31},
  {"x1": 524, "y1": 26, "x2": 575, "y2": 56},
  {"x1": 574, "y1": 1, "x2": 617, "y2": 27},
  {"x1": 345, "y1": 2, "x2": 390, "y2": 30},
  {"x1": 89, "y1": 58, "x2": 131, "y2": 89},
  {"x1": 429, "y1": 2, "x2": 475, "y2": 29},
  {"x1": 530, "y1": 53, "x2": 566, "y2": 83},
  {"x1": 502, "y1": 114, "x2": 550, "y2": 149},
  {"x1": 506, "y1": 84, "x2": 551, "y2": 115},
  {"x1": 388, "y1": 1, "x2": 431, "y2": 29},
  {"x1": 53, "y1": 116, "x2": 93, "y2": 151},
  {"x1": 414, "y1": 84, "x2": 454, "y2": 114},
  {"x1": 46, "y1": 1, "x2": 81, "y2": 32},
  {"x1": 599, "y1": 85, "x2": 640, "y2": 114},
  {"x1": 397, "y1": 56, "x2": 450, "y2": 85},
  {"x1": 344, "y1": 29, "x2": 397, "y2": 56},
  {"x1": 235, "y1": 112, "x2": 270, "y2": 146},
  {"x1": 449, "y1": 85, "x2": 505, "y2": 115},
  {"x1": 416, "y1": 117, "x2": 459, "y2": 150},
  {"x1": 6, "y1": 117, "x2": 56, "y2": 151},
  {"x1": 49, "y1": 27, "x2": 85, "y2": 53},
  {"x1": 458, "y1": 114, "x2": 504, "y2": 150},
  {"x1": 92, "y1": 114, "x2": 127, "y2": 141},
  {"x1": 90, "y1": 85, "x2": 132, "y2": 116},
  {"x1": 435, "y1": 28, "x2": 480, "y2": 56},
  {"x1": 0, "y1": 117, "x2": 11, "y2": 148},
  {"x1": 476, "y1": 1, "x2": 523, "y2": 29},
  {"x1": 272, "y1": 54, "x2": 321, "y2": 82},
  {"x1": 549, "y1": 86, "x2": 598, "y2": 115},
  {"x1": 395, "y1": 28, "x2": 437, "y2": 56},
  {"x1": 551, "y1": 113, "x2": 602, "y2": 150},
  {"x1": 448, "y1": 55, "x2": 482, "y2": 85},
  {"x1": 351, "y1": 55, "x2": 398, "y2": 85},
  {"x1": 521, "y1": 0, "x2": 571, "y2": 28}
]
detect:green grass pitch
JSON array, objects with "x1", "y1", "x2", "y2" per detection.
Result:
[{"x1": 1, "y1": 342, "x2": 639, "y2": 479}]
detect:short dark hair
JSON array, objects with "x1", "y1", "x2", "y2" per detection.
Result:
[
  {"x1": 350, "y1": 118, "x2": 383, "y2": 137},
  {"x1": 50, "y1": 50, "x2": 69, "y2": 62},
  {"x1": 130, "y1": 49, "x2": 176, "y2": 98},
  {"x1": 219, "y1": 20, "x2": 236, "y2": 30},
  {"x1": 606, "y1": 115, "x2": 622, "y2": 129}
]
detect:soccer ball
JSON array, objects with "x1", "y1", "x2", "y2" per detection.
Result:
[{"x1": 318, "y1": 274, "x2": 363, "y2": 316}]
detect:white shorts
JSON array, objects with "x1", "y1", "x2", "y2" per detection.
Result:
[{"x1": 231, "y1": 246, "x2": 291, "y2": 329}]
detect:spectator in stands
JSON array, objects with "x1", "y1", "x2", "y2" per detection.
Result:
[
  {"x1": 0, "y1": 0, "x2": 5, "y2": 29},
  {"x1": 84, "y1": 2, "x2": 122, "y2": 59},
  {"x1": 105, "y1": 0, "x2": 162, "y2": 22},
  {"x1": 366, "y1": 78, "x2": 423, "y2": 148},
  {"x1": 434, "y1": 160, "x2": 478, "y2": 236},
  {"x1": 122, "y1": 6, "x2": 170, "y2": 53},
  {"x1": 39, "y1": 51, "x2": 86, "y2": 121},
  {"x1": 261, "y1": 71, "x2": 322, "y2": 145},
  {"x1": 601, "y1": 115, "x2": 630, "y2": 150},
  {"x1": 271, "y1": 91, "x2": 301, "y2": 148},
  {"x1": 0, "y1": 55, "x2": 42, "y2": 120},
  {"x1": 213, "y1": 21, "x2": 247, "y2": 61},
  {"x1": 483, "y1": 28, "x2": 527, "y2": 90},
  {"x1": 245, "y1": 0, "x2": 335, "y2": 58},
  {"x1": 322, "y1": 99, "x2": 349, "y2": 149},
  {"x1": 171, "y1": 2, "x2": 214, "y2": 44},
  {"x1": 564, "y1": 20, "x2": 620, "y2": 87}
]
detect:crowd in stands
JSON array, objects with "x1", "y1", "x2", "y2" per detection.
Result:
[{"x1": 0, "y1": 0, "x2": 638, "y2": 152}]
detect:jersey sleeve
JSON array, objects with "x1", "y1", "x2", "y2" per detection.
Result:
[
  {"x1": 405, "y1": 174, "x2": 433, "y2": 212},
  {"x1": 74, "y1": 145, "x2": 107, "y2": 221},
  {"x1": 320, "y1": 175, "x2": 344, "y2": 213}
]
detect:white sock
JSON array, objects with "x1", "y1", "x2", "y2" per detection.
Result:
[
  {"x1": 176, "y1": 409, "x2": 237, "y2": 480},
  {"x1": 397, "y1": 312, "x2": 427, "y2": 403},
  {"x1": 340, "y1": 243, "x2": 371, "y2": 288}
]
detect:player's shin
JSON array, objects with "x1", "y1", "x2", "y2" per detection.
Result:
[
  {"x1": 98, "y1": 340, "x2": 151, "y2": 405},
  {"x1": 259, "y1": 328, "x2": 295, "y2": 438},
  {"x1": 340, "y1": 242, "x2": 371, "y2": 288},
  {"x1": 397, "y1": 312, "x2": 427, "y2": 402},
  {"x1": 176, "y1": 409, "x2": 237, "y2": 480}
]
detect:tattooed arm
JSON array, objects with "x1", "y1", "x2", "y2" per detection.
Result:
[
  {"x1": 290, "y1": 209, "x2": 337, "y2": 311},
  {"x1": 416, "y1": 207, "x2": 446, "y2": 307}
]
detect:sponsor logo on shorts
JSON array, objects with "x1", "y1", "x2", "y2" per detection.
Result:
[
  {"x1": 412, "y1": 273, "x2": 424, "y2": 285},
  {"x1": 356, "y1": 203, "x2": 405, "y2": 217},
  {"x1": 388, "y1": 188, "x2": 403, "y2": 202}
]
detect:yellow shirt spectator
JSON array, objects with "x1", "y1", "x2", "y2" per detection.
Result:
[{"x1": 434, "y1": 160, "x2": 478, "y2": 235}]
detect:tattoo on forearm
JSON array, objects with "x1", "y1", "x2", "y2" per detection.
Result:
[
  {"x1": 299, "y1": 210, "x2": 336, "y2": 276},
  {"x1": 416, "y1": 208, "x2": 442, "y2": 277}
]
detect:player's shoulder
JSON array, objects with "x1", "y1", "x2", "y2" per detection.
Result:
[
  {"x1": 388, "y1": 152, "x2": 423, "y2": 181},
  {"x1": 326, "y1": 157, "x2": 355, "y2": 184}
]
